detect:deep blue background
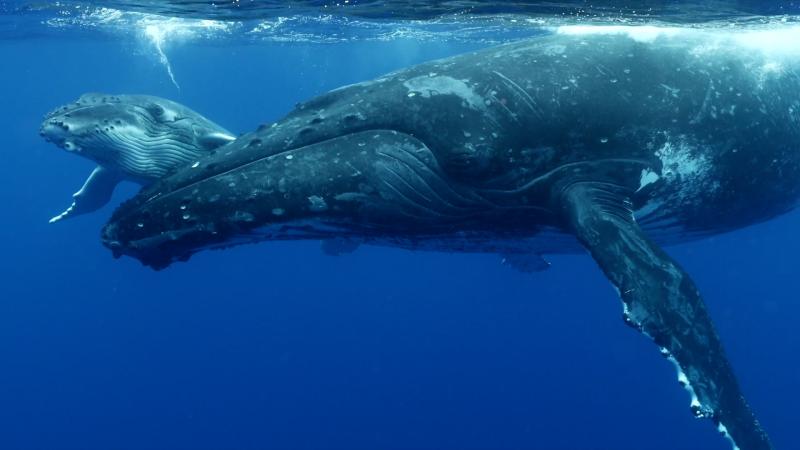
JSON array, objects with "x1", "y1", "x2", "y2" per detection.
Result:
[{"x1": 0, "y1": 33, "x2": 797, "y2": 449}]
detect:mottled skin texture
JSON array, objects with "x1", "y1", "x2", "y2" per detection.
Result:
[{"x1": 103, "y1": 30, "x2": 800, "y2": 450}]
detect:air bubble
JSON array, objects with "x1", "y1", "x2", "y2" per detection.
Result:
[
  {"x1": 137, "y1": 222, "x2": 144, "y2": 228},
  {"x1": 182, "y1": 213, "x2": 191, "y2": 220}
]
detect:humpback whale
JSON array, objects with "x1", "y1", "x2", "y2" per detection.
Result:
[
  {"x1": 101, "y1": 27, "x2": 800, "y2": 450},
  {"x1": 40, "y1": 93, "x2": 235, "y2": 223}
]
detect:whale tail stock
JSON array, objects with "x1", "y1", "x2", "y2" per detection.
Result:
[{"x1": 561, "y1": 183, "x2": 771, "y2": 450}]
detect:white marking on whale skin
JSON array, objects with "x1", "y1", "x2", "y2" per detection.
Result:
[
  {"x1": 636, "y1": 169, "x2": 660, "y2": 192},
  {"x1": 659, "y1": 84, "x2": 682, "y2": 98},
  {"x1": 403, "y1": 75, "x2": 486, "y2": 111},
  {"x1": 542, "y1": 44, "x2": 566, "y2": 56},
  {"x1": 307, "y1": 195, "x2": 328, "y2": 212},
  {"x1": 717, "y1": 423, "x2": 742, "y2": 450},
  {"x1": 652, "y1": 136, "x2": 719, "y2": 208},
  {"x1": 665, "y1": 354, "x2": 716, "y2": 420},
  {"x1": 657, "y1": 140, "x2": 710, "y2": 181},
  {"x1": 619, "y1": 280, "x2": 740, "y2": 449},
  {"x1": 661, "y1": 347, "x2": 731, "y2": 447}
]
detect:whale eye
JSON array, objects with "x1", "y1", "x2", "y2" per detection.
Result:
[{"x1": 148, "y1": 104, "x2": 165, "y2": 117}]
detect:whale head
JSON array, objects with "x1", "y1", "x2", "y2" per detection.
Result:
[
  {"x1": 40, "y1": 93, "x2": 235, "y2": 181},
  {"x1": 100, "y1": 127, "x2": 515, "y2": 269}
]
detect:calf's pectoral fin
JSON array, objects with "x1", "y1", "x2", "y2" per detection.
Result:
[
  {"x1": 560, "y1": 182, "x2": 771, "y2": 450},
  {"x1": 49, "y1": 166, "x2": 122, "y2": 224}
]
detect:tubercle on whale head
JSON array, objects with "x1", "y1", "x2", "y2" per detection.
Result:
[
  {"x1": 39, "y1": 100, "x2": 141, "y2": 158},
  {"x1": 38, "y1": 118, "x2": 77, "y2": 151}
]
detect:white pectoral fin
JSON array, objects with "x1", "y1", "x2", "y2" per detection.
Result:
[{"x1": 49, "y1": 166, "x2": 122, "y2": 223}]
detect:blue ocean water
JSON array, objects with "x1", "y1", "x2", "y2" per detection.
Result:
[{"x1": 1, "y1": 2, "x2": 799, "y2": 449}]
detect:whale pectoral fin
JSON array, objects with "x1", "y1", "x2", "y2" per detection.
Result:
[
  {"x1": 198, "y1": 131, "x2": 236, "y2": 150},
  {"x1": 561, "y1": 183, "x2": 771, "y2": 450},
  {"x1": 500, "y1": 253, "x2": 551, "y2": 273},
  {"x1": 49, "y1": 166, "x2": 122, "y2": 223}
]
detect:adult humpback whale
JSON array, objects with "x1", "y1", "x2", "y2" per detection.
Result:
[
  {"x1": 40, "y1": 93, "x2": 235, "y2": 223},
  {"x1": 102, "y1": 27, "x2": 800, "y2": 449}
]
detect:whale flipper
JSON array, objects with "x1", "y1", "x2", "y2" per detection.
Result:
[
  {"x1": 49, "y1": 166, "x2": 122, "y2": 223},
  {"x1": 561, "y1": 183, "x2": 770, "y2": 450}
]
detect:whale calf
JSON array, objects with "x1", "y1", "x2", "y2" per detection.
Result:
[
  {"x1": 102, "y1": 27, "x2": 800, "y2": 449},
  {"x1": 40, "y1": 93, "x2": 235, "y2": 223}
]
